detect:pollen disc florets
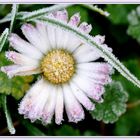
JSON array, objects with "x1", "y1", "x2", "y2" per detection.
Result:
[{"x1": 41, "y1": 49, "x2": 75, "y2": 84}]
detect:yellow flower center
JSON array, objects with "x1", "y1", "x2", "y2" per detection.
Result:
[{"x1": 41, "y1": 49, "x2": 75, "y2": 84}]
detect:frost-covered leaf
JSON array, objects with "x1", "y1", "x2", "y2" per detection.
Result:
[
  {"x1": 114, "y1": 59, "x2": 140, "y2": 102},
  {"x1": 0, "y1": 4, "x2": 72, "y2": 24},
  {"x1": 0, "y1": 12, "x2": 28, "y2": 24},
  {"x1": 91, "y1": 81, "x2": 128, "y2": 124},
  {"x1": 0, "y1": 28, "x2": 9, "y2": 52},
  {"x1": 0, "y1": 95, "x2": 15, "y2": 134},
  {"x1": 10, "y1": 4, "x2": 19, "y2": 33},
  {"x1": 22, "y1": 4, "x2": 73, "y2": 21},
  {"x1": 127, "y1": 6, "x2": 140, "y2": 43},
  {"x1": 35, "y1": 16, "x2": 140, "y2": 88},
  {"x1": 106, "y1": 5, "x2": 136, "y2": 25},
  {"x1": 0, "y1": 53, "x2": 33, "y2": 100},
  {"x1": 82, "y1": 4, "x2": 109, "y2": 17}
]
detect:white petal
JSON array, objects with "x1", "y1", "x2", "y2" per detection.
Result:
[
  {"x1": 36, "y1": 22, "x2": 52, "y2": 52},
  {"x1": 63, "y1": 84, "x2": 85, "y2": 123},
  {"x1": 74, "y1": 44, "x2": 101, "y2": 63},
  {"x1": 77, "y1": 62, "x2": 113, "y2": 75},
  {"x1": 21, "y1": 23, "x2": 51, "y2": 53},
  {"x1": 46, "y1": 25, "x2": 57, "y2": 49},
  {"x1": 72, "y1": 74, "x2": 104, "y2": 102},
  {"x1": 6, "y1": 51, "x2": 39, "y2": 66},
  {"x1": 55, "y1": 86, "x2": 64, "y2": 125},
  {"x1": 70, "y1": 82, "x2": 95, "y2": 111},
  {"x1": 1, "y1": 65, "x2": 41, "y2": 78},
  {"x1": 67, "y1": 20, "x2": 93, "y2": 52},
  {"x1": 79, "y1": 22, "x2": 92, "y2": 34},
  {"x1": 55, "y1": 28, "x2": 65, "y2": 49},
  {"x1": 18, "y1": 78, "x2": 48, "y2": 122},
  {"x1": 9, "y1": 33, "x2": 43, "y2": 59},
  {"x1": 69, "y1": 13, "x2": 81, "y2": 26},
  {"x1": 63, "y1": 32, "x2": 82, "y2": 52},
  {"x1": 41, "y1": 84, "x2": 56, "y2": 125}
]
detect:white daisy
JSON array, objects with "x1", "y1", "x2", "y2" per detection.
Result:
[{"x1": 1, "y1": 10, "x2": 113, "y2": 125}]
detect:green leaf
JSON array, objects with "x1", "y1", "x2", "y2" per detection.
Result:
[
  {"x1": 21, "y1": 120, "x2": 45, "y2": 136},
  {"x1": 0, "y1": 53, "x2": 33, "y2": 100},
  {"x1": 115, "y1": 106, "x2": 140, "y2": 136},
  {"x1": 34, "y1": 16, "x2": 140, "y2": 88},
  {"x1": 0, "y1": 95, "x2": 15, "y2": 134},
  {"x1": 0, "y1": 28, "x2": 9, "y2": 52},
  {"x1": 83, "y1": 130, "x2": 99, "y2": 136},
  {"x1": 91, "y1": 81, "x2": 128, "y2": 124},
  {"x1": 127, "y1": 6, "x2": 140, "y2": 43},
  {"x1": 106, "y1": 5, "x2": 137, "y2": 25},
  {"x1": 55, "y1": 125, "x2": 80, "y2": 136}
]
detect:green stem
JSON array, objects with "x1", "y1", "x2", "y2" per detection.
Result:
[
  {"x1": 81, "y1": 4, "x2": 109, "y2": 17},
  {"x1": 22, "y1": 4, "x2": 73, "y2": 21},
  {"x1": 10, "y1": 4, "x2": 19, "y2": 33},
  {"x1": 1, "y1": 95, "x2": 15, "y2": 134},
  {"x1": 35, "y1": 16, "x2": 140, "y2": 88}
]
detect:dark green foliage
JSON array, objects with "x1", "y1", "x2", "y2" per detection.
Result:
[
  {"x1": 106, "y1": 5, "x2": 137, "y2": 25},
  {"x1": 127, "y1": 6, "x2": 140, "y2": 43},
  {"x1": 114, "y1": 59, "x2": 140, "y2": 135}
]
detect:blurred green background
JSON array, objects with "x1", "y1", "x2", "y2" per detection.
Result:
[{"x1": 0, "y1": 4, "x2": 140, "y2": 136}]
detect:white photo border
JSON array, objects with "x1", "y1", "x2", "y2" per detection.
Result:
[{"x1": 0, "y1": 1, "x2": 140, "y2": 139}]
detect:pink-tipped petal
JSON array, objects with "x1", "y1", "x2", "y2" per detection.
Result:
[
  {"x1": 63, "y1": 84, "x2": 85, "y2": 123},
  {"x1": 41, "y1": 84, "x2": 56, "y2": 125},
  {"x1": 77, "y1": 69, "x2": 112, "y2": 85},
  {"x1": 18, "y1": 78, "x2": 48, "y2": 122},
  {"x1": 55, "y1": 86, "x2": 64, "y2": 125},
  {"x1": 9, "y1": 33, "x2": 43, "y2": 59},
  {"x1": 79, "y1": 22, "x2": 92, "y2": 34},
  {"x1": 93, "y1": 35, "x2": 105, "y2": 44},
  {"x1": 1, "y1": 65, "x2": 41, "y2": 78},
  {"x1": 72, "y1": 74, "x2": 104, "y2": 102},
  {"x1": 69, "y1": 13, "x2": 81, "y2": 26},
  {"x1": 70, "y1": 82, "x2": 95, "y2": 111},
  {"x1": 6, "y1": 51, "x2": 39, "y2": 66},
  {"x1": 93, "y1": 35, "x2": 112, "y2": 52},
  {"x1": 77, "y1": 62, "x2": 114, "y2": 75},
  {"x1": 52, "y1": 10, "x2": 68, "y2": 22}
]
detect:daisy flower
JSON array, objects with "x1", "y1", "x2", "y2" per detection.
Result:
[{"x1": 1, "y1": 10, "x2": 113, "y2": 125}]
